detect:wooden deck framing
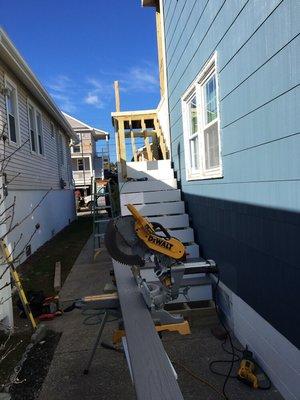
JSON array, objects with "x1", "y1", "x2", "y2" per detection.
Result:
[{"x1": 111, "y1": 81, "x2": 169, "y2": 178}]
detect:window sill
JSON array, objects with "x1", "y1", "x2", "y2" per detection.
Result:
[
  {"x1": 187, "y1": 170, "x2": 223, "y2": 181},
  {"x1": 7, "y1": 139, "x2": 20, "y2": 148}
]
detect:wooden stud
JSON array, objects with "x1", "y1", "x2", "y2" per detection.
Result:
[
  {"x1": 113, "y1": 320, "x2": 190, "y2": 346},
  {"x1": 118, "y1": 119, "x2": 127, "y2": 178},
  {"x1": 141, "y1": 118, "x2": 152, "y2": 161},
  {"x1": 129, "y1": 119, "x2": 137, "y2": 162},
  {"x1": 154, "y1": 118, "x2": 167, "y2": 160},
  {"x1": 114, "y1": 81, "x2": 120, "y2": 112},
  {"x1": 54, "y1": 261, "x2": 61, "y2": 292}
]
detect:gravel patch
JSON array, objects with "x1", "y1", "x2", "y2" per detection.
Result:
[{"x1": 10, "y1": 330, "x2": 61, "y2": 400}]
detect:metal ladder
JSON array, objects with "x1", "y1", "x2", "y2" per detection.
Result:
[{"x1": 91, "y1": 177, "x2": 114, "y2": 257}]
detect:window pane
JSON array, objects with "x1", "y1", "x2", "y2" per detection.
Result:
[
  {"x1": 38, "y1": 136, "x2": 43, "y2": 154},
  {"x1": 78, "y1": 159, "x2": 84, "y2": 171},
  {"x1": 7, "y1": 87, "x2": 16, "y2": 116},
  {"x1": 188, "y1": 95, "x2": 198, "y2": 135},
  {"x1": 189, "y1": 136, "x2": 199, "y2": 170},
  {"x1": 205, "y1": 75, "x2": 217, "y2": 124},
  {"x1": 204, "y1": 121, "x2": 220, "y2": 169},
  {"x1": 28, "y1": 106, "x2": 36, "y2": 151},
  {"x1": 73, "y1": 145, "x2": 81, "y2": 153},
  {"x1": 36, "y1": 112, "x2": 43, "y2": 154},
  {"x1": 9, "y1": 114, "x2": 16, "y2": 142}
]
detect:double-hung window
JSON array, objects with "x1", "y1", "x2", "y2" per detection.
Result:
[
  {"x1": 182, "y1": 54, "x2": 222, "y2": 180},
  {"x1": 28, "y1": 103, "x2": 37, "y2": 152},
  {"x1": 28, "y1": 102, "x2": 44, "y2": 155},
  {"x1": 36, "y1": 110, "x2": 44, "y2": 155},
  {"x1": 77, "y1": 159, "x2": 84, "y2": 171},
  {"x1": 5, "y1": 77, "x2": 19, "y2": 144}
]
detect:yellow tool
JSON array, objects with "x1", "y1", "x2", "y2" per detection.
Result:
[
  {"x1": 127, "y1": 204, "x2": 185, "y2": 260},
  {"x1": 237, "y1": 348, "x2": 258, "y2": 389},
  {"x1": 0, "y1": 239, "x2": 37, "y2": 330},
  {"x1": 113, "y1": 320, "x2": 191, "y2": 346}
]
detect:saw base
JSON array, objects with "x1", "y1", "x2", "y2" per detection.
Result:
[{"x1": 113, "y1": 320, "x2": 191, "y2": 346}]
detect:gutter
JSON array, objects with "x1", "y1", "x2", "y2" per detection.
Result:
[{"x1": 0, "y1": 28, "x2": 77, "y2": 141}]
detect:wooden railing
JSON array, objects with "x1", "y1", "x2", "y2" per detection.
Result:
[{"x1": 111, "y1": 109, "x2": 169, "y2": 178}]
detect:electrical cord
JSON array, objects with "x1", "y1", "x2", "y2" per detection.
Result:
[
  {"x1": 211, "y1": 274, "x2": 271, "y2": 392},
  {"x1": 171, "y1": 359, "x2": 226, "y2": 399},
  {"x1": 212, "y1": 273, "x2": 235, "y2": 400},
  {"x1": 209, "y1": 337, "x2": 241, "y2": 379},
  {"x1": 81, "y1": 308, "x2": 118, "y2": 326}
]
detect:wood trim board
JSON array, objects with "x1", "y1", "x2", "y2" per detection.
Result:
[{"x1": 112, "y1": 259, "x2": 184, "y2": 400}]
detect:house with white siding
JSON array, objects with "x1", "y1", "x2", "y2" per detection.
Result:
[
  {"x1": 0, "y1": 28, "x2": 77, "y2": 328},
  {"x1": 63, "y1": 112, "x2": 109, "y2": 197}
]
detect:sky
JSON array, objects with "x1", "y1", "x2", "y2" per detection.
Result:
[{"x1": 0, "y1": 0, "x2": 160, "y2": 161}]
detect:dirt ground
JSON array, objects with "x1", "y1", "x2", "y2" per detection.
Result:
[{"x1": 0, "y1": 214, "x2": 93, "y2": 393}]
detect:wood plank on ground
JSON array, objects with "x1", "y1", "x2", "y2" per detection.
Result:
[
  {"x1": 113, "y1": 259, "x2": 184, "y2": 400},
  {"x1": 54, "y1": 261, "x2": 61, "y2": 292}
]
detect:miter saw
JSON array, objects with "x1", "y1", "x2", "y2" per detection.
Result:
[{"x1": 105, "y1": 204, "x2": 218, "y2": 324}]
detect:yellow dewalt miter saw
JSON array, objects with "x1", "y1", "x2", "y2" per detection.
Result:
[{"x1": 105, "y1": 204, "x2": 218, "y2": 324}]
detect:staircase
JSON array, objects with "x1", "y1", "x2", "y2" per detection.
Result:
[{"x1": 119, "y1": 159, "x2": 199, "y2": 259}]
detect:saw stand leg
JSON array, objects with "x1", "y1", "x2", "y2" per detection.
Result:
[
  {"x1": 83, "y1": 309, "x2": 121, "y2": 375},
  {"x1": 83, "y1": 311, "x2": 108, "y2": 375}
]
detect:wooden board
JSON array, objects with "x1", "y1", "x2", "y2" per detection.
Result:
[
  {"x1": 120, "y1": 189, "x2": 181, "y2": 206},
  {"x1": 54, "y1": 261, "x2": 61, "y2": 292},
  {"x1": 119, "y1": 178, "x2": 178, "y2": 194},
  {"x1": 121, "y1": 201, "x2": 185, "y2": 217},
  {"x1": 148, "y1": 214, "x2": 190, "y2": 229},
  {"x1": 113, "y1": 260, "x2": 184, "y2": 400}
]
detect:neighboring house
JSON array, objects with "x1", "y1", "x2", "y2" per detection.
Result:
[
  {"x1": 142, "y1": 1, "x2": 300, "y2": 400},
  {"x1": 63, "y1": 113, "x2": 109, "y2": 197},
  {"x1": 0, "y1": 28, "x2": 77, "y2": 327}
]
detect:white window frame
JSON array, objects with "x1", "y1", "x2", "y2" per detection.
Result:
[
  {"x1": 181, "y1": 53, "x2": 222, "y2": 181},
  {"x1": 27, "y1": 100, "x2": 45, "y2": 156},
  {"x1": 71, "y1": 140, "x2": 81, "y2": 153},
  {"x1": 35, "y1": 107, "x2": 44, "y2": 156},
  {"x1": 4, "y1": 75, "x2": 20, "y2": 146},
  {"x1": 27, "y1": 100, "x2": 37, "y2": 154}
]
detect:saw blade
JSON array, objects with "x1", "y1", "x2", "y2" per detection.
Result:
[{"x1": 104, "y1": 217, "x2": 145, "y2": 266}]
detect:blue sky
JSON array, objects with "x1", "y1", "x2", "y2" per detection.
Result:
[{"x1": 1, "y1": 0, "x2": 160, "y2": 160}]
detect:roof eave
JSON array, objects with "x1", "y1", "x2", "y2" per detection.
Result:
[
  {"x1": 0, "y1": 28, "x2": 76, "y2": 141},
  {"x1": 141, "y1": 0, "x2": 158, "y2": 7}
]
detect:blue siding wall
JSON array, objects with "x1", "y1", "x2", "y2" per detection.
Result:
[{"x1": 163, "y1": 0, "x2": 300, "y2": 346}]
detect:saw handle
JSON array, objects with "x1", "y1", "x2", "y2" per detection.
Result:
[{"x1": 151, "y1": 222, "x2": 171, "y2": 239}]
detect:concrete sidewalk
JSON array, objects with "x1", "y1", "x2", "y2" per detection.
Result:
[
  {"x1": 38, "y1": 230, "x2": 283, "y2": 400},
  {"x1": 38, "y1": 232, "x2": 134, "y2": 400}
]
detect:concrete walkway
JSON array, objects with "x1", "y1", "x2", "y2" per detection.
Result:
[
  {"x1": 38, "y1": 231, "x2": 283, "y2": 400},
  {"x1": 38, "y1": 232, "x2": 134, "y2": 400}
]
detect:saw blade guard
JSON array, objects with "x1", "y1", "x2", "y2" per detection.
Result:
[{"x1": 104, "y1": 216, "x2": 145, "y2": 266}]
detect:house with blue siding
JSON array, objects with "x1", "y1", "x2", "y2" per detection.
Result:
[{"x1": 142, "y1": 1, "x2": 299, "y2": 399}]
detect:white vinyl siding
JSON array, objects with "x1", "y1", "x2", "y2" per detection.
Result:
[
  {"x1": 4, "y1": 76, "x2": 19, "y2": 144},
  {"x1": 50, "y1": 121, "x2": 55, "y2": 139},
  {"x1": 0, "y1": 66, "x2": 72, "y2": 190},
  {"x1": 182, "y1": 54, "x2": 222, "y2": 180}
]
